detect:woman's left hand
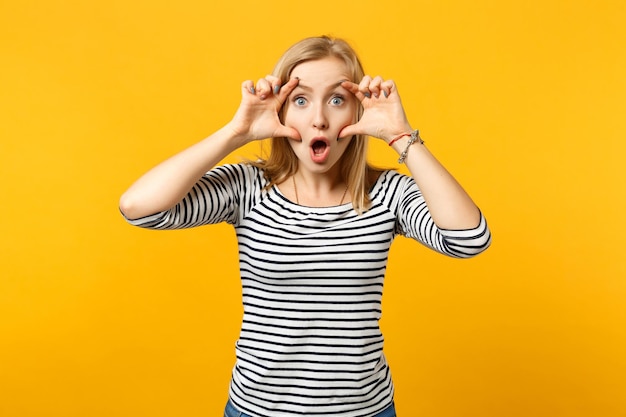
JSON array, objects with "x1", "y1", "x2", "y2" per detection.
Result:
[{"x1": 338, "y1": 76, "x2": 413, "y2": 143}]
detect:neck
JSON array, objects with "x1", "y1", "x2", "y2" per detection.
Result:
[{"x1": 292, "y1": 172, "x2": 349, "y2": 206}]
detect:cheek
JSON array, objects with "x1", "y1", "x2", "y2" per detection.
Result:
[
  {"x1": 334, "y1": 108, "x2": 356, "y2": 127},
  {"x1": 285, "y1": 112, "x2": 308, "y2": 130}
]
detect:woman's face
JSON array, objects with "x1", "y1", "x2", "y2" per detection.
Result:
[{"x1": 283, "y1": 57, "x2": 357, "y2": 176}]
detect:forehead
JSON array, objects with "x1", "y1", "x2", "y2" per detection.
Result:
[{"x1": 290, "y1": 57, "x2": 351, "y2": 85}]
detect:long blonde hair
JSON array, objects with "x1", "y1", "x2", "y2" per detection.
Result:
[{"x1": 250, "y1": 36, "x2": 383, "y2": 213}]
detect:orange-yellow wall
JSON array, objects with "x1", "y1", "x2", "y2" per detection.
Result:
[{"x1": 1, "y1": 0, "x2": 625, "y2": 416}]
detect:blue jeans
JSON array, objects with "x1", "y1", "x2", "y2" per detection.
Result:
[{"x1": 224, "y1": 400, "x2": 396, "y2": 417}]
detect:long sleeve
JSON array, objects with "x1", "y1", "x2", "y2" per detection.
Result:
[
  {"x1": 121, "y1": 164, "x2": 266, "y2": 230},
  {"x1": 389, "y1": 171, "x2": 491, "y2": 258}
]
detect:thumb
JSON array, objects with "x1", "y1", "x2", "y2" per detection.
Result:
[
  {"x1": 274, "y1": 125, "x2": 301, "y2": 141},
  {"x1": 338, "y1": 122, "x2": 361, "y2": 139}
]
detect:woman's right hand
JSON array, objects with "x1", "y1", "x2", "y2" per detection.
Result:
[
  {"x1": 119, "y1": 77, "x2": 300, "y2": 221},
  {"x1": 227, "y1": 75, "x2": 301, "y2": 143}
]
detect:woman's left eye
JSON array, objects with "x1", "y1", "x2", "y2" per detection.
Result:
[{"x1": 330, "y1": 96, "x2": 344, "y2": 105}]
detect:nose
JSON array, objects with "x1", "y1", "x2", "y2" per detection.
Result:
[{"x1": 312, "y1": 105, "x2": 328, "y2": 130}]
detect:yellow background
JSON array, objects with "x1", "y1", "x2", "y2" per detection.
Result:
[{"x1": 1, "y1": 0, "x2": 625, "y2": 416}]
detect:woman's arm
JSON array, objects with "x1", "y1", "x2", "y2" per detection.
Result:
[
  {"x1": 119, "y1": 126, "x2": 245, "y2": 220},
  {"x1": 119, "y1": 77, "x2": 300, "y2": 220},
  {"x1": 340, "y1": 77, "x2": 481, "y2": 230},
  {"x1": 389, "y1": 134, "x2": 480, "y2": 230}
]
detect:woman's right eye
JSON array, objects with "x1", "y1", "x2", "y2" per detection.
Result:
[{"x1": 294, "y1": 97, "x2": 307, "y2": 106}]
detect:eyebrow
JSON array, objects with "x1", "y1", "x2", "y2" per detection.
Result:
[{"x1": 292, "y1": 80, "x2": 348, "y2": 92}]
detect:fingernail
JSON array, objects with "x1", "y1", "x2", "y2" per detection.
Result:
[
  {"x1": 250, "y1": 87, "x2": 255, "y2": 94},
  {"x1": 364, "y1": 92, "x2": 371, "y2": 98},
  {"x1": 274, "y1": 85, "x2": 280, "y2": 94},
  {"x1": 383, "y1": 91, "x2": 388, "y2": 98}
]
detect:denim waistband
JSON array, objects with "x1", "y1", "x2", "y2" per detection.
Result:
[
  {"x1": 375, "y1": 401, "x2": 396, "y2": 417},
  {"x1": 224, "y1": 399, "x2": 249, "y2": 417},
  {"x1": 224, "y1": 400, "x2": 396, "y2": 417}
]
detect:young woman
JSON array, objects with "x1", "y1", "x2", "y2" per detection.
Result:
[{"x1": 120, "y1": 36, "x2": 491, "y2": 417}]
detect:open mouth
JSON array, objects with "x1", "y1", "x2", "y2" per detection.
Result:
[
  {"x1": 309, "y1": 137, "x2": 331, "y2": 163},
  {"x1": 312, "y1": 140, "x2": 328, "y2": 155}
]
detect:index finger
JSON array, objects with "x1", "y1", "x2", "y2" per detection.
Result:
[
  {"x1": 276, "y1": 77, "x2": 300, "y2": 102},
  {"x1": 341, "y1": 81, "x2": 365, "y2": 100}
]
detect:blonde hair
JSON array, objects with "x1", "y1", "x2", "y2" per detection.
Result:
[{"x1": 250, "y1": 36, "x2": 384, "y2": 214}]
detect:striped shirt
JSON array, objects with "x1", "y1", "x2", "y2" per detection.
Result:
[{"x1": 126, "y1": 163, "x2": 491, "y2": 417}]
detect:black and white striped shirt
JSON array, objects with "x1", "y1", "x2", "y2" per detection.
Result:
[{"x1": 126, "y1": 164, "x2": 491, "y2": 417}]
